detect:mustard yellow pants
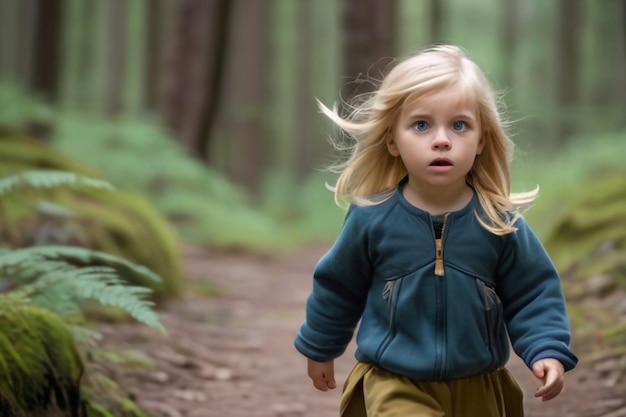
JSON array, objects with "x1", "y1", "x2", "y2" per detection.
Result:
[{"x1": 340, "y1": 363, "x2": 524, "y2": 417}]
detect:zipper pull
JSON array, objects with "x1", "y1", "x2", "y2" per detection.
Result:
[
  {"x1": 434, "y1": 238, "x2": 444, "y2": 276},
  {"x1": 434, "y1": 213, "x2": 449, "y2": 277}
]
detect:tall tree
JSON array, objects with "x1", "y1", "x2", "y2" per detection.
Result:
[
  {"x1": 429, "y1": 0, "x2": 444, "y2": 44},
  {"x1": 208, "y1": 0, "x2": 266, "y2": 192},
  {"x1": 161, "y1": 0, "x2": 231, "y2": 159},
  {"x1": 30, "y1": 0, "x2": 61, "y2": 99},
  {"x1": 500, "y1": 0, "x2": 525, "y2": 88},
  {"x1": 341, "y1": 0, "x2": 396, "y2": 102},
  {"x1": 0, "y1": 0, "x2": 36, "y2": 87},
  {"x1": 553, "y1": 0, "x2": 583, "y2": 143},
  {"x1": 613, "y1": 0, "x2": 626, "y2": 112},
  {"x1": 104, "y1": 0, "x2": 126, "y2": 115},
  {"x1": 58, "y1": 0, "x2": 86, "y2": 110},
  {"x1": 122, "y1": 0, "x2": 148, "y2": 115},
  {"x1": 193, "y1": 0, "x2": 231, "y2": 161}
]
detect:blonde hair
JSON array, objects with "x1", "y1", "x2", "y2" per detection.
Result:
[{"x1": 321, "y1": 45, "x2": 537, "y2": 235}]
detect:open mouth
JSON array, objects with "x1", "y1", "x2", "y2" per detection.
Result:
[{"x1": 430, "y1": 159, "x2": 452, "y2": 166}]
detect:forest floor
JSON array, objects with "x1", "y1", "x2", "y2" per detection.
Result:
[{"x1": 98, "y1": 245, "x2": 626, "y2": 417}]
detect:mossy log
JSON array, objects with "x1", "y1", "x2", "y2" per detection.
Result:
[
  {"x1": 0, "y1": 302, "x2": 83, "y2": 416},
  {"x1": 545, "y1": 174, "x2": 626, "y2": 283},
  {"x1": 544, "y1": 173, "x2": 626, "y2": 357},
  {"x1": 82, "y1": 373, "x2": 150, "y2": 417},
  {"x1": 0, "y1": 132, "x2": 99, "y2": 178},
  {"x1": 0, "y1": 133, "x2": 183, "y2": 301}
]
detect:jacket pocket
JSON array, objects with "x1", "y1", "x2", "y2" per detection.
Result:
[
  {"x1": 375, "y1": 276, "x2": 403, "y2": 361},
  {"x1": 475, "y1": 278, "x2": 509, "y2": 369}
]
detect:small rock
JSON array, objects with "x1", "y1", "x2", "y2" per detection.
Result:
[
  {"x1": 272, "y1": 402, "x2": 307, "y2": 417},
  {"x1": 149, "y1": 371, "x2": 170, "y2": 383},
  {"x1": 613, "y1": 297, "x2": 626, "y2": 315},
  {"x1": 199, "y1": 364, "x2": 233, "y2": 380},
  {"x1": 172, "y1": 389, "x2": 207, "y2": 402},
  {"x1": 214, "y1": 367, "x2": 233, "y2": 381},
  {"x1": 140, "y1": 401, "x2": 183, "y2": 417},
  {"x1": 587, "y1": 274, "x2": 617, "y2": 298}
]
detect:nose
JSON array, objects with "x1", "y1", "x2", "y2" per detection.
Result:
[{"x1": 432, "y1": 128, "x2": 451, "y2": 150}]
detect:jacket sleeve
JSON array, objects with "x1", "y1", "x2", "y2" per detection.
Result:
[
  {"x1": 294, "y1": 205, "x2": 373, "y2": 362},
  {"x1": 496, "y1": 217, "x2": 578, "y2": 371}
]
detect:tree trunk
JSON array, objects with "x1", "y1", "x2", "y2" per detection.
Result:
[
  {"x1": 553, "y1": 0, "x2": 583, "y2": 143},
  {"x1": 105, "y1": 0, "x2": 125, "y2": 115},
  {"x1": 193, "y1": 0, "x2": 231, "y2": 160},
  {"x1": 295, "y1": 0, "x2": 314, "y2": 179},
  {"x1": 341, "y1": 0, "x2": 396, "y2": 102},
  {"x1": 122, "y1": 0, "x2": 148, "y2": 115},
  {"x1": 161, "y1": 0, "x2": 230, "y2": 159},
  {"x1": 500, "y1": 0, "x2": 525, "y2": 88},
  {"x1": 209, "y1": 0, "x2": 266, "y2": 192},
  {"x1": 429, "y1": 0, "x2": 444, "y2": 44},
  {"x1": 58, "y1": 0, "x2": 85, "y2": 109},
  {"x1": 614, "y1": 0, "x2": 626, "y2": 110}
]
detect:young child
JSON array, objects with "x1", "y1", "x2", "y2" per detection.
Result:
[{"x1": 294, "y1": 45, "x2": 577, "y2": 417}]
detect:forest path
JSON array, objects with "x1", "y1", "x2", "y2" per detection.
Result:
[{"x1": 99, "y1": 245, "x2": 625, "y2": 417}]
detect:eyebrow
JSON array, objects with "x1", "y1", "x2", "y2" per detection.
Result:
[{"x1": 404, "y1": 110, "x2": 476, "y2": 120}]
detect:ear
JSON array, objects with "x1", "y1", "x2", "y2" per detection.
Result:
[{"x1": 386, "y1": 132, "x2": 400, "y2": 157}]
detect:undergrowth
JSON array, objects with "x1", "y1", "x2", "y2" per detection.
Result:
[
  {"x1": 52, "y1": 114, "x2": 345, "y2": 253},
  {"x1": 0, "y1": 170, "x2": 165, "y2": 415},
  {"x1": 512, "y1": 131, "x2": 626, "y2": 237}
]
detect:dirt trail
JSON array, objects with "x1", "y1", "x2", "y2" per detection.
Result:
[{"x1": 99, "y1": 246, "x2": 625, "y2": 417}]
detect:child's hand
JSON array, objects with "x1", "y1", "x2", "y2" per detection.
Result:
[
  {"x1": 307, "y1": 358, "x2": 336, "y2": 391},
  {"x1": 532, "y1": 358, "x2": 565, "y2": 401}
]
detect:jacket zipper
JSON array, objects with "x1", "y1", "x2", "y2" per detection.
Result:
[
  {"x1": 433, "y1": 212, "x2": 450, "y2": 380},
  {"x1": 434, "y1": 213, "x2": 450, "y2": 276}
]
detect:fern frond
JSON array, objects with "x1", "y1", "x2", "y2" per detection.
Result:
[
  {"x1": 0, "y1": 247, "x2": 166, "y2": 333},
  {"x1": 70, "y1": 270, "x2": 163, "y2": 332},
  {"x1": 0, "y1": 245, "x2": 162, "y2": 284},
  {"x1": 0, "y1": 170, "x2": 114, "y2": 197}
]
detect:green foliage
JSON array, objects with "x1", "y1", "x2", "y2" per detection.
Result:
[
  {"x1": 0, "y1": 84, "x2": 54, "y2": 129},
  {"x1": 259, "y1": 170, "x2": 345, "y2": 246},
  {"x1": 0, "y1": 169, "x2": 113, "y2": 195},
  {"x1": 82, "y1": 374, "x2": 151, "y2": 417},
  {"x1": 0, "y1": 247, "x2": 164, "y2": 332},
  {"x1": 547, "y1": 182, "x2": 626, "y2": 276},
  {"x1": 0, "y1": 133, "x2": 101, "y2": 179},
  {"x1": 0, "y1": 171, "x2": 165, "y2": 331},
  {"x1": 0, "y1": 135, "x2": 185, "y2": 297},
  {"x1": 602, "y1": 324, "x2": 626, "y2": 355},
  {"x1": 0, "y1": 301, "x2": 83, "y2": 416},
  {"x1": 520, "y1": 133, "x2": 626, "y2": 364},
  {"x1": 512, "y1": 131, "x2": 626, "y2": 237},
  {"x1": 0, "y1": 84, "x2": 360, "y2": 252},
  {"x1": 56, "y1": 189, "x2": 184, "y2": 299},
  {"x1": 52, "y1": 113, "x2": 345, "y2": 251},
  {"x1": 0, "y1": 170, "x2": 167, "y2": 416}
]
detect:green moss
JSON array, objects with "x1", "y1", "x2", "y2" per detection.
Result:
[
  {"x1": 83, "y1": 373, "x2": 150, "y2": 417},
  {"x1": 56, "y1": 190, "x2": 184, "y2": 300},
  {"x1": 545, "y1": 173, "x2": 626, "y2": 358},
  {"x1": 545, "y1": 173, "x2": 626, "y2": 281},
  {"x1": 0, "y1": 134, "x2": 100, "y2": 178},
  {"x1": 0, "y1": 135, "x2": 184, "y2": 301},
  {"x1": 0, "y1": 301, "x2": 83, "y2": 415}
]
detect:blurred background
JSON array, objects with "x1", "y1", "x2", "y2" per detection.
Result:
[
  {"x1": 1, "y1": 0, "x2": 625, "y2": 247},
  {"x1": 0, "y1": 1, "x2": 625, "y2": 415},
  {"x1": 0, "y1": 0, "x2": 625, "y2": 366}
]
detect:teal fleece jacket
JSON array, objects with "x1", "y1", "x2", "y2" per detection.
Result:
[{"x1": 294, "y1": 185, "x2": 578, "y2": 381}]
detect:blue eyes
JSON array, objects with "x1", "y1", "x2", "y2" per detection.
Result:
[
  {"x1": 452, "y1": 121, "x2": 466, "y2": 131},
  {"x1": 412, "y1": 121, "x2": 467, "y2": 132},
  {"x1": 415, "y1": 121, "x2": 429, "y2": 131}
]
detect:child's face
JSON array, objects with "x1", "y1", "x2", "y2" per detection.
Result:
[{"x1": 387, "y1": 87, "x2": 484, "y2": 192}]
